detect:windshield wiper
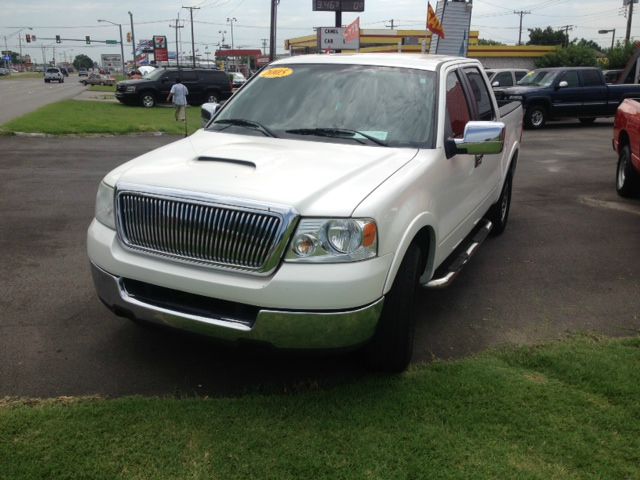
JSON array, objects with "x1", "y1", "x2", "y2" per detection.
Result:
[
  {"x1": 285, "y1": 128, "x2": 388, "y2": 147},
  {"x1": 213, "y1": 118, "x2": 278, "y2": 138}
]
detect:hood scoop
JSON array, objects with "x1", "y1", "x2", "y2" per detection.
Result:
[{"x1": 196, "y1": 156, "x2": 256, "y2": 170}]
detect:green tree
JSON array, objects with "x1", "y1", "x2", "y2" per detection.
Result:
[
  {"x1": 73, "y1": 54, "x2": 94, "y2": 70},
  {"x1": 527, "y1": 27, "x2": 567, "y2": 46},
  {"x1": 477, "y1": 39, "x2": 505, "y2": 46},
  {"x1": 607, "y1": 41, "x2": 637, "y2": 69},
  {"x1": 534, "y1": 44, "x2": 598, "y2": 68},
  {"x1": 571, "y1": 38, "x2": 603, "y2": 53}
]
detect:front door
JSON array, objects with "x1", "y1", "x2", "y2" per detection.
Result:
[{"x1": 551, "y1": 70, "x2": 582, "y2": 117}]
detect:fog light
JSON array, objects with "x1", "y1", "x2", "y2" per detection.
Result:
[{"x1": 293, "y1": 234, "x2": 317, "y2": 257}]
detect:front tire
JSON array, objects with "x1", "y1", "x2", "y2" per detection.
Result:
[
  {"x1": 365, "y1": 242, "x2": 423, "y2": 373},
  {"x1": 524, "y1": 105, "x2": 547, "y2": 129},
  {"x1": 140, "y1": 92, "x2": 156, "y2": 108},
  {"x1": 616, "y1": 144, "x2": 640, "y2": 197}
]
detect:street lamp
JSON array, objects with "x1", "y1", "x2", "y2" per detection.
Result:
[
  {"x1": 128, "y1": 11, "x2": 137, "y2": 68},
  {"x1": 598, "y1": 28, "x2": 616, "y2": 51},
  {"x1": 98, "y1": 19, "x2": 126, "y2": 74}
]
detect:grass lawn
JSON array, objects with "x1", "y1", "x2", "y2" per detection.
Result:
[
  {"x1": 0, "y1": 99, "x2": 199, "y2": 135},
  {"x1": 0, "y1": 72, "x2": 43, "y2": 80},
  {"x1": 1, "y1": 335, "x2": 639, "y2": 479},
  {"x1": 87, "y1": 84, "x2": 116, "y2": 92}
]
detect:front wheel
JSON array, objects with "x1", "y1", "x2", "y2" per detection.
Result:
[
  {"x1": 140, "y1": 93, "x2": 156, "y2": 108},
  {"x1": 616, "y1": 144, "x2": 640, "y2": 197},
  {"x1": 524, "y1": 105, "x2": 546, "y2": 129},
  {"x1": 205, "y1": 92, "x2": 219, "y2": 104},
  {"x1": 365, "y1": 242, "x2": 423, "y2": 373}
]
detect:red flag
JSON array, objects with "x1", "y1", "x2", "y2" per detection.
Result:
[
  {"x1": 344, "y1": 17, "x2": 360, "y2": 44},
  {"x1": 427, "y1": 3, "x2": 445, "y2": 39}
]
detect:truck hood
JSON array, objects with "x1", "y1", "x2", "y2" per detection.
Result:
[{"x1": 104, "y1": 129, "x2": 419, "y2": 217}]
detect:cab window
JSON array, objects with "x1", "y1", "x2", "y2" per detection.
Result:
[
  {"x1": 445, "y1": 70, "x2": 471, "y2": 139},
  {"x1": 559, "y1": 70, "x2": 579, "y2": 88},
  {"x1": 463, "y1": 67, "x2": 495, "y2": 121},
  {"x1": 493, "y1": 71, "x2": 513, "y2": 87}
]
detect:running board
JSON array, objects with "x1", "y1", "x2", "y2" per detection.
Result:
[{"x1": 422, "y1": 219, "x2": 493, "y2": 289}]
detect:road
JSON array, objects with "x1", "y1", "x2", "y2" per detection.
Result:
[
  {"x1": 0, "y1": 75, "x2": 86, "y2": 125},
  {"x1": 1, "y1": 120, "x2": 639, "y2": 398}
]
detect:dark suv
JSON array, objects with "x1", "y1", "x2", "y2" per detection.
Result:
[{"x1": 115, "y1": 68, "x2": 232, "y2": 108}]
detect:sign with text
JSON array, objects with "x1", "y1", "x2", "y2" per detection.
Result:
[
  {"x1": 318, "y1": 27, "x2": 359, "y2": 50},
  {"x1": 153, "y1": 35, "x2": 168, "y2": 62},
  {"x1": 313, "y1": 0, "x2": 364, "y2": 12},
  {"x1": 100, "y1": 54, "x2": 122, "y2": 70}
]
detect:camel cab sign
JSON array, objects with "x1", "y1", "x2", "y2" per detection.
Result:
[
  {"x1": 318, "y1": 27, "x2": 359, "y2": 50},
  {"x1": 313, "y1": 0, "x2": 364, "y2": 12}
]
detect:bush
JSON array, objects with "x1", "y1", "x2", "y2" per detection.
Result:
[
  {"x1": 534, "y1": 45, "x2": 598, "y2": 68},
  {"x1": 607, "y1": 42, "x2": 637, "y2": 69}
]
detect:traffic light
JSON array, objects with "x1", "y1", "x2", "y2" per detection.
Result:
[
  {"x1": 127, "y1": 32, "x2": 132, "y2": 43},
  {"x1": 55, "y1": 35, "x2": 61, "y2": 43},
  {"x1": 85, "y1": 36, "x2": 91, "y2": 45},
  {"x1": 25, "y1": 34, "x2": 31, "y2": 43}
]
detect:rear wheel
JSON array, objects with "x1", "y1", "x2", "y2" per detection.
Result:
[
  {"x1": 140, "y1": 92, "x2": 156, "y2": 108},
  {"x1": 205, "y1": 91, "x2": 219, "y2": 103},
  {"x1": 524, "y1": 105, "x2": 546, "y2": 129},
  {"x1": 616, "y1": 144, "x2": 640, "y2": 197},
  {"x1": 365, "y1": 242, "x2": 423, "y2": 373},
  {"x1": 488, "y1": 165, "x2": 514, "y2": 236}
]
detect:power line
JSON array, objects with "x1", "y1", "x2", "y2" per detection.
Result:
[{"x1": 514, "y1": 10, "x2": 531, "y2": 45}]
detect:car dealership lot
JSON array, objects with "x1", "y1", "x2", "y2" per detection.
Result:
[{"x1": 1, "y1": 119, "x2": 639, "y2": 397}]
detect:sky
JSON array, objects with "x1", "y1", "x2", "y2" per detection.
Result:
[{"x1": 0, "y1": 0, "x2": 635, "y2": 64}]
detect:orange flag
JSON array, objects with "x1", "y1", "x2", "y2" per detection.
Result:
[
  {"x1": 344, "y1": 17, "x2": 360, "y2": 44},
  {"x1": 427, "y1": 3, "x2": 446, "y2": 39}
]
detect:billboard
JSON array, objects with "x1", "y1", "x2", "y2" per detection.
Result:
[
  {"x1": 153, "y1": 35, "x2": 169, "y2": 62},
  {"x1": 317, "y1": 27, "x2": 359, "y2": 50},
  {"x1": 313, "y1": 0, "x2": 364, "y2": 11},
  {"x1": 100, "y1": 54, "x2": 122, "y2": 71}
]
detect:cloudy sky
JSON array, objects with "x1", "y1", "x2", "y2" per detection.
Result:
[{"x1": 0, "y1": 0, "x2": 634, "y2": 63}]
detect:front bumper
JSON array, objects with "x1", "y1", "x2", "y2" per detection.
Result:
[{"x1": 91, "y1": 263, "x2": 383, "y2": 349}]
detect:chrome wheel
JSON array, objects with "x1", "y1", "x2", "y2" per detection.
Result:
[
  {"x1": 206, "y1": 94, "x2": 218, "y2": 103},
  {"x1": 531, "y1": 110, "x2": 544, "y2": 127},
  {"x1": 141, "y1": 94, "x2": 155, "y2": 108},
  {"x1": 617, "y1": 154, "x2": 627, "y2": 191}
]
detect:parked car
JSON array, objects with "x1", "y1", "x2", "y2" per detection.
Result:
[
  {"x1": 0, "y1": 67, "x2": 10, "y2": 76},
  {"x1": 89, "y1": 54, "x2": 523, "y2": 372},
  {"x1": 229, "y1": 71, "x2": 247, "y2": 89},
  {"x1": 613, "y1": 98, "x2": 640, "y2": 197},
  {"x1": 115, "y1": 67, "x2": 232, "y2": 107},
  {"x1": 485, "y1": 68, "x2": 529, "y2": 89},
  {"x1": 80, "y1": 73, "x2": 116, "y2": 86},
  {"x1": 44, "y1": 67, "x2": 64, "y2": 83},
  {"x1": 500, "y1": 67, "x2": 640, "y2": 129},
  {"x1": 78, "y1": 69, "x2": 89, "y2": 77}
]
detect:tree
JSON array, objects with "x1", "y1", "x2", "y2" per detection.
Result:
[
  {"x1": 477, "y1": 39, "x2": 505, "y2": 46},
  {"x1": 571, "y1": 38, "x2": 603, "y2": 53},
  {"x1": 527, "y1": 27, "x2": 567, "y2": 46},
  {"x1": 607, "y1": 41, "x2": 637, "y2": 69},
  {"x1": 73, "y1": 54, "x2": 94, "y2": 70},
  {"x1": 534, "y1": 44, "x2": 598, "y2": 68}
]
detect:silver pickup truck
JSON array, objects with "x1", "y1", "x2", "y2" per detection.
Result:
[{"x1": 89, "y1": 54, "x2": 523, "y2": 372}]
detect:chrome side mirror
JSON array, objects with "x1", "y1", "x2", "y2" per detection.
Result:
[
  {"x1": 492, "y1": 81, "x2": 500, "y2": 87},
  {"x1": 453, "y1": 121, "x2": 505, "y2": 156},
  {"x1": 558, "y1": 80, "x2": 569, "y2": 88},
  {"x1": 201, "y1": 102, "x2": 221, "y2": 127}
]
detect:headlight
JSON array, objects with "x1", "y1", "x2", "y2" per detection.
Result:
[
  {"x1": 285, "y1": 218, "x2": 377, "y2": 263},
  {"x1": 126, "y1": 86, "x2": 136, "y2": 93},
  {"x1": 509, "y1": 95, "x2": 523, "y2": 101},
  {"x1": 95, "y1": 182, "x2": 115, "y2": 229}
]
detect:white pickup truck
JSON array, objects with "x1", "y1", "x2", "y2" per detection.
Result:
[{"x1": 88, "y1": 54, "x2": 523, "y2": 372}]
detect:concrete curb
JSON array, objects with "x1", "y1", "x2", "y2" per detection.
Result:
[{"x1": 9, "y1": 131, "x2": 174, "y2": 138}]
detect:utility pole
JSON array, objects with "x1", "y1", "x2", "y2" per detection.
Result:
[
  {"x1": 514, "y1": 10, "x2": 531, "y2": 46},
  {"x1": 261, "y1": 38, "x2": 268, "y2": 55},
  {"x1": 3, "y1": 36, "x2": 9, "y2": 69},
  {"x1": 182, "y1": 6, "x2": 200, "y2": 68},
  {"x1": 170, "y1": 19, "x2": 184, "y2": 68},
  {"x1": 128, "y1": 11, "x2": 137, "y2": 67},
  {"x1": 269, "y1": 0, "x2": 280, "y2": 61},
  {"x1": 385, "y1": 19, "x2": 396, "y2": 29},
  {"x1": 558, "y1": 24, "x2": 574, "y2": 47},
  {"x1": 227, "y1": 17, "x2": 237, "y2": 71},
  {"x1": 626, "y1": 0, "x2": 634, "y2": 45}
]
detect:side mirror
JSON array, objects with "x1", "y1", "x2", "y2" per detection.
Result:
[
  {"x1": 447, "y1": 121, "x2": 505, "y2": 157},
  {"x1": 201, "y1": 102, "x2": 221, "y2": 126},
  {"x1": 492, "y1": 81, "x2": 500, "y2": 87},
  {"x1": 558, "y1": 80, "x2": 569, "y2": 88}
]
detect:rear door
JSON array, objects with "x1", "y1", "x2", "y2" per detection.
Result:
[
  {"x1": 551, "y1": 70, "x2": 582, "y2": 117},
  {"x1": 578, "y1": 69, "x2": 607, "y2": 117}
]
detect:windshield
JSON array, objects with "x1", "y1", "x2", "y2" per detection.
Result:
[
  {"x1": 208, "y1": 63, "x2": 437, "y2": 148},
  {"x1": 517, "y1": 70, "x2": 557, "y2": 87},
  {"x1": 144, "y1": 69, "x2": 166, "y2": 81},
  {"x1": 46, "y1": 68, "x2": 59, "y2": 73}
]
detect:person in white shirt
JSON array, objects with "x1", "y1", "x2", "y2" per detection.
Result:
[{"x1": 167, "y1": 77, "x2": 189, "y2": 122}]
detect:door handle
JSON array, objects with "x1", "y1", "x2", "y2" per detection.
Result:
[{"x1": 474, "y1": 154, "x2": 484, "y2": 168}]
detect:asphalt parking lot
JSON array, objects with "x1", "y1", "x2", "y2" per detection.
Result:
[{"x1": 1, "y1": 120, "x2": 639, "y2": 398}]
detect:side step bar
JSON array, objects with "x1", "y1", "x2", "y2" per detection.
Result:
[{"x1": 422, "y1": 219, "x2": 493, "y2": 289}]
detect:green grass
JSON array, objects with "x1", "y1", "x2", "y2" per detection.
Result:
[
  {"x1": 0, "y1": 99, "x2": 199, "y2": 135},
  {"x1": 87, "y1": 84, "x2": 116, "y2": 92},
  {"x1": 0, "y1": 72, "x2": 43, "y2": 80},
  {"x1": 1, "y1": 335, "x2": 639, "y2": 479}
]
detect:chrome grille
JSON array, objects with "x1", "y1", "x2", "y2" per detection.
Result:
[{"x1": 116, "y1": 189, "x2": 294, "y2": 274}]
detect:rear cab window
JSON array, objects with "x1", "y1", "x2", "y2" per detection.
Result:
[{"x1": 579, "y1": 69, "x2": 603, "y2": 87}]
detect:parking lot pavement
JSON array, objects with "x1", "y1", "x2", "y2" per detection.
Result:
[
  {"x1": 0, "y1": 76, "x2": 86, "y2": 125},
  {"x1": 1, "y1": 120, "x2": 639, "y2": 398}
]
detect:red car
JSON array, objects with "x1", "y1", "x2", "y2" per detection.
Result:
[{"x1": 613, "y1": 99, "x2": 640, "y2": 197}]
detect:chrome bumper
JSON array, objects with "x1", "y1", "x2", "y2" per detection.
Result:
[{"x1": 91, "y1": 263, "x2": 383, "y2": 349}]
